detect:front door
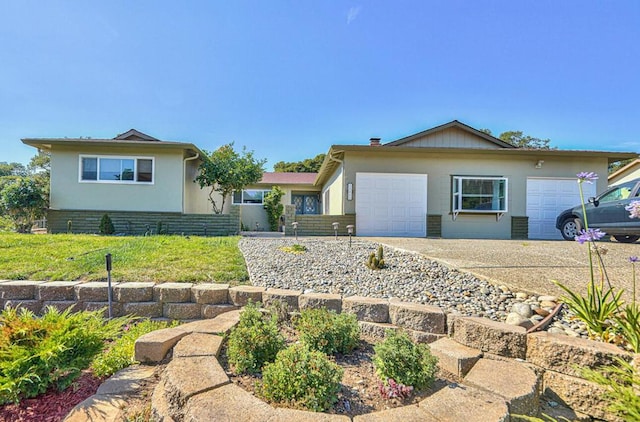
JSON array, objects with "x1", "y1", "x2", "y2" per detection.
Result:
[{"x1": 293, "y1": 194, "x2": 319, "y2": 214}]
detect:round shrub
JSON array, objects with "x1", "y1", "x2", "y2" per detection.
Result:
[
  {"x1": 258, "y1": 343, "x2": 343, "y2": 412},
  {"x1": 226, "y1": 302, "x2": 285, "y2": 374},
  {"x1": 294, "y1": 308, "x2": 360, "y2": 355},
  {"x1": 372, "y1": 330, "x2": 438, "y2": 390}
]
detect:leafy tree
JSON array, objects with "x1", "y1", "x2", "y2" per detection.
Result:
[
  {"x1": 263, "y1": 186, "x2": 285, "y2": 231},
  {"x1": 0, "y1": 178, "x2": 47, "y2": 233},
  {"x1": 609, "y1": 158, "x2": 635, "y2": 175},
  {"x1": 0, "y1": 162, "x2": 27, "y2": 177},
  {"x1": 27, "y1": 150, "x2": 50, "y2": 208},
  {"x1": 273, "y1": 153, "x2": 326, "y2": 173},
  {"x1": 498, "y1": 131, "x2": 555, "y2": 149},
  {"x1": 195, "y1": 143, "x2": 266, "y2": 214}
]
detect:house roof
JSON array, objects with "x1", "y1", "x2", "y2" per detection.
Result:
[
  {"x1": 22, "y1": 129, "x2": 206, "y2": 158},
  {"x1": 258, "y1": 172, "x2": 318, "y2": 185},
  {"x1": 384, "y1": 120, "x2": 516, "y2": 148}
]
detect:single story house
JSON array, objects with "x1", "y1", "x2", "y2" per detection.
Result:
[
  {"x1": 609, "y1": 159, "x2": 640, "y2": 186},
  {"x1": 312, "y1": 120, "x2": 637, "y2": 239},
  {"x1": 22, "y1": 122, "x2": 637, "y2": 239}
]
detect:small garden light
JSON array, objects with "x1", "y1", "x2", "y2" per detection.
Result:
[
  {"x1": 347, "y1": 224, "x2": 354, "y2": 247},
  {"x1": 332, "y1": 222, "x2": 339, "y2": 240},
  {"x1": 292, "y1": 221, "x2": 299, "y2": 241}
]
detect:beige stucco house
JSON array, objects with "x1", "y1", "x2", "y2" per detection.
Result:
[
  {"x1": 609, "y1": 159, "x2": 640, "y2": 186},
  {"x1": 312, "y1": 120, "x2": 637, "y2": 239}
]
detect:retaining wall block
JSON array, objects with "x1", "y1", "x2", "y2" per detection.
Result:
[
  {"x1": 527, "y1": 331, "x2": 632, "y2": 377},
  {"x1": 82, "y1": 301, "x2": 123, "y2": 317},
  {"x1": 389, "y1": 300, "x2": 446, "y2": 334},
  {"x1": 191, "y1": 283, "x2": 230, "y2": 304},
  {"x1": 135, "y1": 327, "x2": 190, "y2": 363},
  {"x1": 123, "y1": 302, "x2": 163, "y2": 318},
  {"x1": 202, "y1": 304, "x2": 238, "y2": 319},
  {"x1": 429, "y1": 338, "x2": 482, "y2": 377},
  {"x1": 163, "y1": 303, "x2": 201, "y2": 320},
  {"x1": 42, "y1": 300, "x2": 80, "y2": 313},
  {"x1": 113, "y1": 282, "x2": 155, "y2": 303},
  {"x1": 358, "y1": 321, "x2": 398, "y2": 339},
  {"x1": 0, "y1": 280, "x2": 44, "y2": 300},
  {"x1": 342, "y1": 296, "x2": 389, "y2": 323},
  {"x1": 298, "y1": 292, "x2": 342, "y2": 313},
  {"x1": 452, "y1": 317, "x2": 527, "y2": 359},
  {"x1": 408, "y1": 329, "x2": 445, "y2": 344},
  {"x1": 228, "y1": 286, "x2": 265, "y2": 307},
  {"x1": 74, "y1": 282, "x2": 114, "y2": 302},
  {"x1": 4, "y1": 299, "x2": 42, "y2": 314},
  {"x1": 543, "y1": 370, "x2": 617, "y2": 421},
  {"x1": 36, "y1": 281, "x2": 81, "y2": 301},
  {"x1": 153, "y1": 283, "x2": 193, "y2": 303},
  {"x1": 262, "y1": 288, "x2": 301, "y2": 311}
]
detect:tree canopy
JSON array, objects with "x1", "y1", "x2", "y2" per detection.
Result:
[
  {"x1": 0, "y1": 177, "x2": 47, "y2": 233},
  {"x1": 195, "y1": 143, "x2": 266, "y2": 214},
  {"x1": 273, "y1": 153, "x2": 326, "y2": 173},
  {"x1": 0, "y1": 162, "x2": 27, "y2": 177},
  {"x1": 479, "y1": 129, "x2": 554, "y2": 149}
]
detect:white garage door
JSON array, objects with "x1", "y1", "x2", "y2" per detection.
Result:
[
  {"x1": 526, "y1": 178, "x2": 596, "y2": 239},
  {"x1": 356, "y1": 173, "x2": 428, "y2": 237}
]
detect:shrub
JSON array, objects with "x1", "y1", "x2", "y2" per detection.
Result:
[
  {"x1": 99, "y1": 213, "x2": 115, "y2": 235},
  {"x1": 91, "y1": 319, "x2": 178, "y2": 378},
  {"x1": 372, "y1": 330, "x2": 438, "y2": 390},
  {"x1": 226, "y1": 301, "x2": 285, "y2": 374},
  {"x1": 263, "y1": 186, "x2": 285, "y2": 231},
  {"x1": 295, "y1": 308, "x2": 360, "y2": 355},
  {"x1": 258, "y1": 343, "x2": 343, "y2": 412},
  {"x1": 0, "y1": 306, "x2": 130, "y2": 404},
  {"x1": 582, "y1": 357, "x2": 640, "y2": 420}
]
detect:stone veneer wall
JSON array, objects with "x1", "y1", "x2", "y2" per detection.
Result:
[
  {"x1": 47, "y1": 206, "x2": 241, "y2": 236},
  {"x1": 1, "y1": 280, "x2": 636, "y2": 420},
  {"x1": 283, "y1": 204, "x2": 356, "y2": 236}
]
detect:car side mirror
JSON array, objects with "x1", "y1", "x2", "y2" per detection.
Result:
[{"x1": 588, "y1": 197, "x2": 599, "y2": 207}]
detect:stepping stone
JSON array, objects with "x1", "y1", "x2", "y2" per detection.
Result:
[
  {"x1": 419, "y1": 384, "x2": 509, "y2": 422},
  {"x1": 429, "y1": 337, "x2": 482, "y2": 377},
  {"x1": 174, "y1": 333, "x2": 223, "y2": 358},
  {"x1": 183, "y1": 383, "x2": 275, "y2": 422},
  {"x1": 96, "y1": 365, "x2": 156, "y2": 396},
  {"x1": 353, "y1": 404, "x2": 434, "y2": 421},
  {"x1": 134, "y1": 326, "x2": 189, "y2": 363},
  {"x1": 63, "y1": 394, "x2": 126, "y2": 422}
]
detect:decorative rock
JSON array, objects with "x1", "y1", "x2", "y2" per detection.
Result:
[
  {"x1": 505, "y1": 312, "x2": 534, "y2": 329},
  {"x1": 540, "y1": 300, "x2": 557, "y2": 308},
  {"x1": 515, "y1": 292, "x2": 528, "y2": 300},
  {"x1": 538, "y1": 295, "x2": 558, "y2": 302},
  {"x1": 510, "y1": 303, "x2": 533, "y2": 318}
]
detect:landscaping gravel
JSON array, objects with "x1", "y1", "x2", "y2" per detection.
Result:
[{"x1": 238, "y1": 238, "x2": 585, "y2": 335}]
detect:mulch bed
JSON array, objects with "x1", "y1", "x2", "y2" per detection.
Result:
[{"x1": 0, "y1": 370, "x2": 102, "y2": 422}]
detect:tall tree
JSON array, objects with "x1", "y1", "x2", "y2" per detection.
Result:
[
  {"x1": 27, "y1": 150, "x2": 51, "y2": 208},
  {"x1": 0, "y1": 162, "x2": 27, "y2": 177},
  {"x1": 195, "y1": 143, "x2": 266, "y2": 214},
  {"x1": 0, "y1": 178, "x2": 47, "y2": 233},
  {"x1": 273, "y1": 153, "x2": 326, "y2": 173},
  {"x1": 498, "y1": 131, "x2": 555, "y2": 149}
]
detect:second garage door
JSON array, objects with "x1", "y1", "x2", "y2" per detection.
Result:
[
  {"x1": 526, "y1": 178, "x2": 596, "y2": 239},
  {"x1": 356, "y1": 173, "x2": 428, "y2": 237}
]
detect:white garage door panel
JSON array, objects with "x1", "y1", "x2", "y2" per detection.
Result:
[
  {"x1": 526, "y1": 178, "x2": 596, "y2": 240},
  {"x1": 356, "y1": 173, "x2": 428, "y2": 237}
]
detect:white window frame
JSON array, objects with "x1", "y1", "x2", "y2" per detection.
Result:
[
  {"x1": 232, "y1": 189, "x2": 271, "y2": 205},
  {"x1": 78, "y1": 155, "x2": 155, "y2": 184},
  {"x1": 452, "y1": 176, "x2": 508, "y2": 220}
]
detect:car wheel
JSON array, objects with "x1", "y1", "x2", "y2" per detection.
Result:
[
  {"x1": 612, "y1": 235, "x2": 640, "y2": 243},
  {"x1": 560, "y1": 218, "x2": 579, "y2": 241}
]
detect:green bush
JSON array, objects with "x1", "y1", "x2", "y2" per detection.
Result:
[
  {"x1": 99, "y1": 213, "x2": 115, "y2": 235},
  {"x1": 295, "y1": 308, "x2": 360, "y2": 355},
  {"x1": 372, "y1": 330, "x2": 438, "y2": 390},
  {"x1": 258, "y1": 343, "x2": 343, "y2": 412},
  {"x1": 0, "y1": 306, "x2": 130, "y2": 404},
  {"x1": 582, "y1": 357, "x2": 640, "y2": 420},
  {"x1": 226, "y1": 301, "x2": 285, "y2": 374},
  {"x1": 91, "y1": 319, "x2": 178, "y2": 378}
]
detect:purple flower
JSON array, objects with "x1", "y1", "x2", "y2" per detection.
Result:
[
  {"x1": 630, "y1": 256, "x2": 639, "y2": 263},
  {"x1": 575, "y1": 228, "x2": 606, "y2": 244},
  {"x1": 576, "y1": 172, "x2": 598, "y2": 184},
  {"x1": 626, "y1": 201, "x2": 640, "y2": 219}
]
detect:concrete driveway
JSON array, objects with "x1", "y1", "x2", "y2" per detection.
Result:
[{"x1": 367, "y1": 237, "x2": 640, "y2": 302}]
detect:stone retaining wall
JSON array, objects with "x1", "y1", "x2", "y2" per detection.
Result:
[{"x1": 3, "y1": 281, "x2": 635, "y2": 421}]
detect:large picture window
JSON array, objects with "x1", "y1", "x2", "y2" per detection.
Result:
[
  {"x1": 452, "y1": 176, "x2": 507, "y2": 213},
  {"x1": 232, "y1": 189, "x2": 271, "y2": 205},
  {"x1": 80, "y1": 156, "x2": 154, "y2": 183}
]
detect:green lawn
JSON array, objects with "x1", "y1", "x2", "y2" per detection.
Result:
[{"x1": 0, "y1": 233, "x2": 248, "y2": 283}]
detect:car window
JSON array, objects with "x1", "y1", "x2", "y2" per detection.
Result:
[{"x1": 599, "y1": 181, "x2": 637, "y2": 203}]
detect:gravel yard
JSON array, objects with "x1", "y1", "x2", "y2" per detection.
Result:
[{"x1": 239, "y1": 237, "x2": 585, "y2": 335}]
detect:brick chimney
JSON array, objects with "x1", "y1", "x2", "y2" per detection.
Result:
[{"x1": 369, "y1": 137, "x2": 381, "y2": 146}]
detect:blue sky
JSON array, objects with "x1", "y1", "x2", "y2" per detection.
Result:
[{"x1": 2, "y1": 1, "x2": 639, "y2": 170}]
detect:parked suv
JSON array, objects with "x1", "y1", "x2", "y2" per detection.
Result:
[{"x1": 556, "y1": 178, "x2": 640, "y2": 243}]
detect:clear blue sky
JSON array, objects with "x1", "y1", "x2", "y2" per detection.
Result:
[{"x1": 2, "y1": 1, "x2": 639, "y2": 170}]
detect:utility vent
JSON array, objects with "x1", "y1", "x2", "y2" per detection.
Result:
[{"x1": 369, "y1": 137, "x2": 381, "y2": 146}]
